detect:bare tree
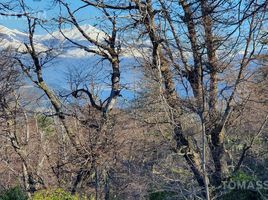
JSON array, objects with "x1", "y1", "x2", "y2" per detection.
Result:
[
  {"x1": 0, "y1": 0, "x2": 267, "y2": 199},
  {"x1": 94, "y1": 0, "x2": 267, "y2": 198},
  {"x1": 5, "y1": 0, "x2": 126, "y2": 198},
  {"x1": 0, "y1": 48, "x2": 47, "y2": 197}
]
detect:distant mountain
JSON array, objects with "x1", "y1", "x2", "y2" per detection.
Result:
[
  {"x1": 40, "y1": 24, "x2": 107, "y2": 43},
  {"x1": 0, "y1": 25, "x2": 29, "y2": 49},
  {"x1": 1, "y1": 24, "x2": 264, "y2": 103},
  {"x1": 0, "y1": 24, "x2": 139, "y2": 99},
  {"x1": 0, "y1": 24, "x2": 140, "y2": 59},
  {"x1": 0, "y1": 24, "x2": 106, "y2": 55}
]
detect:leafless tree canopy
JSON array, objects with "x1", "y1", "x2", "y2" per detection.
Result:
[{"x1": 0, "y1": 0, "x2": 267, "y2": 199}]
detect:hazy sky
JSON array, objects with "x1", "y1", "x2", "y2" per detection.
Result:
[
  {"x1": 0, "y1": 0, "x2": 138, "y2": 100},
  {"x1": 0, "y1": 0, "x2": 99, "y2": 34}
]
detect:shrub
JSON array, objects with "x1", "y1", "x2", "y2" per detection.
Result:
[
  {"x1": 33, "y1": 188, "x2": 87, "y2": 200},
  {"x1": 221, "y1": 171, "x2": 268, "y2": 200},
  {"x1": 0, "y1": 186, "x2": 28, "y2": 200},
  {"x1": 148, "y1": 191, "x2": 177, "y2": 200},
  {"x1": 37, "y1": 115, "x2": 55, "y2": 136},
  {"x1": 221, "y1": 190, "x2": 262, "y2": 200}
]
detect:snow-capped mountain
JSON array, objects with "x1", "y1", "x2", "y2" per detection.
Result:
[
  {"x1": 0, "y1": 24, "x2": 138, "y2": 98},
  {"x1": 0, "y1": 24, "x2": 108, "y2": 56},
  {"x1": 0, "y1": 24, "x2": 138, "y2": 58},
  {"x1": 40, "y1": 24, "x2": 107, "y2": 43},
  {"x1": 0, "y1": 25, "x2": 29, "y2": 49},
  {"x1": 38, "y1": 24, "x2": 111, "y2": 57}
]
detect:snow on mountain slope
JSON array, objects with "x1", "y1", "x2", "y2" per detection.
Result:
[
  {"x1": 0, "y1": 24, "x2": 108, "y2": 56},
  {"x1": 0, "y1": 24, "x2": 138, "y2": 58},
  {"x1": 0, "y1": 25, "x2": 28, "y2": 40},
  {"x1": 0, "y1": 25, "x2": 50, "y2": 52},
  {"x1": 0, "y1": 24, "x2": 139, "y2": 98},
  {"x1": 40, "y1": 24, "x2": 108, "y2": 43},
  {"x1": 0, "y1": 25, "x2": 29, "y2": 49}
]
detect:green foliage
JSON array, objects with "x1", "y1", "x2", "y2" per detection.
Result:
[
  {"x1": 0, "y1": 186, "x2": 28, "y2": 200},
  {"x1": 221, "y1": 171, "x2": 268, "y2": 200},
  {"x1": 37, "y1": 115, "x2": 55, "y2": 136},
  {"x1": 231, "y1": 171, "x2": 255, "y2": 182},
  {"x1": 33, "y1": 188, "x2": 87, "y2": 200},
  {"x1": 148, "y1": 191, "x2": 176, "y2": 200},
  {"x1": 221, "y1": 190, "x2": 262, "y2": 200}
]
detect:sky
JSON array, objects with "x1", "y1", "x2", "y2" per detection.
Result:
[
  {"x1": 1, "y1": 0, "x2": 262, "y2": 102},
  {"x1": 0, "y1": 0, "x2": 99, "y2": 34},
  {"x1": 0, "y1": 0, "x2": 139, "y2": 101}
]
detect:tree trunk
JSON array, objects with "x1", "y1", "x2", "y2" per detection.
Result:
[{"x1": 209, "y1": 126, "x2": 229, "y2": 186}]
